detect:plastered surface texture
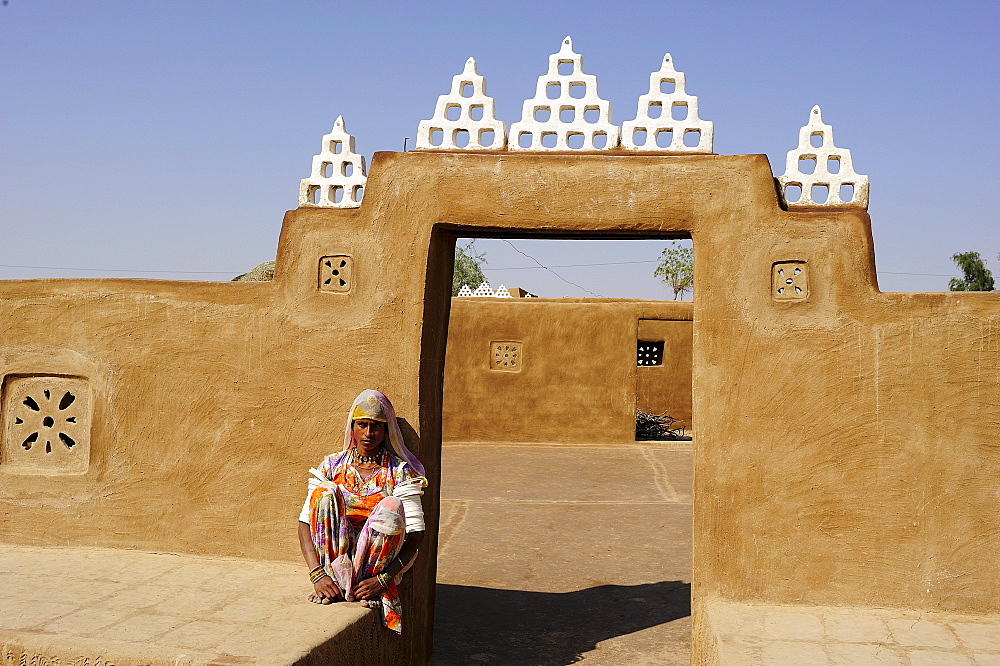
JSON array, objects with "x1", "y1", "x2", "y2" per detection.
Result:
[
  {"x1": 443, "y1": 299, "x2": 693, "y2": 443},
  {"x1": 3, "y1": 150, "x2": 1000, "y2": 664}
]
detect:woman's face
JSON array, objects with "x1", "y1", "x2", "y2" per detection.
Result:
[{"x1": 353, "y1": 418, "x2": 386, "y2": 450}]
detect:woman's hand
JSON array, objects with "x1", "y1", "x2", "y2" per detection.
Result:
[
  {"x1": 310, "y1": 576, "x2": 343, "y2": 604},
  {"x1": 353, "y1": 576, "x2": 387, "y2": 601}
]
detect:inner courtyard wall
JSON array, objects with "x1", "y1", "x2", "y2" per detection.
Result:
[
  {"x1": 442, "y1": 298, "x2": 693, "y2": 444},
  {"x1": 2, "y1": 151, "x2": 999, "y2": 663}
]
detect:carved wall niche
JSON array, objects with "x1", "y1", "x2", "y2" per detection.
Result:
[
  {"x1": 319, "y1": 255, "x2": 353, "y2": 292},
  {"x1": 491, "y1": 341, "x2": 522, "y2": 372},
  {"x1": 772, "y1": 261, "x2": 809, "y2": 301},
  {"x1": 1, "y1": 375, "x2": 91, "y2": 474}
]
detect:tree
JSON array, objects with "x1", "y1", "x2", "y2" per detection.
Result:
[
  {"x1": 453, "y1": 240, "x2": 487, "y2": 296},
  {"x1": 654, "y1": 242, "x2": 694, "y2": 300},
  {"x1": 949, "y1": 251, "x2": 994, "y2": 291}
]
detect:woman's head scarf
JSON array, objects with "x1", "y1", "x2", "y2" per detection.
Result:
[{"x1": 343, "y1": 389, "x2": 425, "y2": 476}]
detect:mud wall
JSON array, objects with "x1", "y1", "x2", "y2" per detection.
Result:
[
  {"x1": 3, "y1": 151, "x2": 1000, "y2": 663},
  {"x1": 442, "y1": 298, "x2": 693, "y2": 444},
  {"x1": 637, "y1": 318, "x2": 694, "y2": 431},
  {"x1": 0, "y1": 198, "x2": 449, "y2": 663}
]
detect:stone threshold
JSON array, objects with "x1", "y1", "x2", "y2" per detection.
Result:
[{"x1": 703, "y1": 597, "x2": 1000, "y2": 665}]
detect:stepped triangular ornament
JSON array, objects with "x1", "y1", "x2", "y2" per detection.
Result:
[
  {"x1": 622, "y1": 53, "x2": 713, "y2": 153},
  {"x1": 457, "y1": 284, "x2": 474, "y2": 297},
  {"x1": 473, "y1": 283, "x2": 495, "y2": 297},
  {"x1": 777, "y1": 106, "x2": 869, "y2": 207},
  {"x1": 298, "y1": 116, "x2": 367, "y2": 208},
  {"x1": 416, "y1": 57, "x2": 506, "y2": 150},
  {"x1": 509, "y1": 36, "x2": 620, "y2": 151},
  {"x1": 494, "y1": 284, "x2": 511, "y2": 298}
]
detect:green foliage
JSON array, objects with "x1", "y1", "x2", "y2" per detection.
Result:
[
  {"x1": 453, "y1": 240, "x2": 488, "y2": 296},
  {"x1": 949, "y1": 251, "x2": 995, "y2": 292},
  {"x1": 654, "y1": 242, "x2": 694, "y2": 300}
]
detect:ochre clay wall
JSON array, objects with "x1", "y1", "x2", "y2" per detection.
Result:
[
  {"x1": 4, "y1": 151, "x2": 1000, "y2": 663},
  {"x1": 637, "y1": 318, "x2": 693, "y2": 431},
  {"x1": 0, "y1": 201, "x2": 449, "y2": 663},
  {"x1": 442, "y1": 298, "x2": 693, "y2": 443}
]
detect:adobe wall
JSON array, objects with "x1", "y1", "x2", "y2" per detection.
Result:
[
  {"x1": 442, "y1": 298, "x2": 693, "y2": 444},
  {"x1": 0, "y1": 199, "x2": 447, "y2": 662},
  {"x1": 3, "y1": 150, "x2": 1000, "y2": 663}
]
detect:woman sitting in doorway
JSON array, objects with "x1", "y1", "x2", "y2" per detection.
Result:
[{"x1": 297, "y1": 389, "x2": 427, "y2": 633}]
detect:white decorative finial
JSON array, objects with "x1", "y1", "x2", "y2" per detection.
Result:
[
  {"x1": 622, "y1": 53, "x2": 713, "y2": 153},
  {"x1": 509, "y1": 37, "x2": 620, "y2": 151},
  {"x1": 777, "y1": 105, "x2": 869, "y2": 207},
  {"x1": 457, "y1": 284, "x2": 474, "y2": 297},
  {"x1": 495, "y1": 284, "x2": 511, "y2": 298},
  {"x1": 473, "y1": 283, "x2": 495, "y2": 297},
  {"x1": 298, "y1": 116, "x2": 367, "y2": 208},
  {"x1": 416, "y1": 57, "x2": 507, "y2": 150}
]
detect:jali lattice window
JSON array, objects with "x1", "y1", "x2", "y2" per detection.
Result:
[
  {"x1": 637, "y1": 341, "x2": 664, "y2": 366},
  {"x1": 2, "y1": 375, "x2": 91, "y2": 474}
]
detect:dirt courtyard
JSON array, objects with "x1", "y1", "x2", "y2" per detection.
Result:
[{"x1": 432, "y1": 443, "x2": 693, "y2": 665}]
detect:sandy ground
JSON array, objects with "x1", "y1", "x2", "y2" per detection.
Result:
[{"x1": 432, "y1": 443, "x2": 693, "y2": 665}]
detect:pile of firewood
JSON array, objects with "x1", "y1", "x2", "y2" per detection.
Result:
[{"x1": 635, "y1": 410, "x2": 687, "y2": 441}]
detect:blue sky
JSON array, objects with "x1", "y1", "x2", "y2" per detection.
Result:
[{"x1": 1, "y1": 0, "x2": 997, "y2": 297}]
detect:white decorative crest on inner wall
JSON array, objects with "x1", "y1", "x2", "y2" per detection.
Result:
[
  {"x1": 494, "y1": 284, "x2": 511, "y2": 298},
  {"x1": 622, "y1": 53, "x2": 713, "y2": 153},
  {"x1": 416, "y1": 58, "x2": 507, "y2": 151},
  {"x1": 473, "y1": 283, "x2": 496, "y2": 297},
  {"x1": 298, "y1": 116, "x2": 367, "y2": 208},
  {"x1": 777, "y1": 106, "x2": 869, "y2": 207},
  {"x1": 509, "y1": 37, "x2": 620, "y2": 151},
  {"x1": 457, "y1": 284, "x2": 474, "y2": 297}
]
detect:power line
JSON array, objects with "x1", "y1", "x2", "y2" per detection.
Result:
[
  {"x1": 499, "y1": 240, "x2": 604, "y2": 297},
  {"x1": 0, "y1": 262, "x2": 959, "y2": 280},
  {"x1": 0, "y1": 264, "x2": 239, "y2": 275},
  {"x1": 486, "y1": 259, "x2": 658, "y2": 271},
  {"x1": 485, "y1": 260, "x2": 957, "y2": 279}
]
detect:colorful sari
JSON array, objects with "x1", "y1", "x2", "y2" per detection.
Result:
[
  {"x1": 306, "y1": 448, "x2": 420, "y2": 632},
  {"x1": 302, "y1": 390, "x2": 426, "y2": 634}
]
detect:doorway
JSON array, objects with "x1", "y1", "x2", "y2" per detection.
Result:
[{"x1": 430, "y1": 236, "x2": 694, "y2": 665}]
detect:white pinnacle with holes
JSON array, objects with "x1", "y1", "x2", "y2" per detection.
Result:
[
  {"x1": 778, "y1": 106, "x2": 869, "y2": 207},
  {"x1": 622, "y1": 53, "x2": 714, "y2": 153},
  {"x1": 473, "y1": 283, "x2": 495, "y2": 297},
  {"x1": 494, "y1": 284, "x2": 511, "y2": 298},
  {"x1": 416, "y1": 58, "x2": 507, "y2": 151},
  {"x1": 457, "y1": 285, "x2": 474, "y2": 297},
  {"x1": 509, "y1": 37, "x2": 620, "y2": 151},
  {"x1": 298, "y1": 116, "x2": 367, "y2": 208}
]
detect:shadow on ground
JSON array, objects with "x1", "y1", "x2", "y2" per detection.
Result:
[{"x1": 431, "y1": 580, "x2": 690, "y2": 665}]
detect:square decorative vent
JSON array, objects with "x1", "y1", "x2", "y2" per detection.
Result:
[
  {"x1": 2, "y1": 375, "x2": 91, "y2": 474},
  {"x1": 319, "y1": 255, "x2": 353, "y2": 292},
  {"x1": 637, "y1": 341, "x2": 664, "y2": 366},
  {"x1": 491, "y1": 341, "x2": 522, "y2": 372},
  {"x1": 772, "y1": 261, "x2": 809, "y2": 301}
]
